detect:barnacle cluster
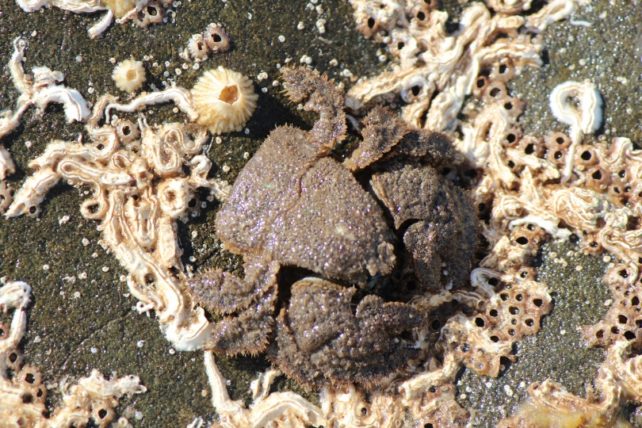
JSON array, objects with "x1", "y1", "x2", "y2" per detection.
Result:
[
  {"x1": 5, "y1": 91, "x2": 233, "y2": 350},
  {"x1": 0, "y1": 280, "x2": 146, "y2": 426},
  {"x1": 447, "y1": 69, "x2": 642, "y2": 423},
  {"x1": 457, "y1": 79, "x2": 642, "y2": 353},
  {"x1": 202, "y1": 350, "x2": 467, "y2": 427},
  {"x1": 344, "y1": 7, "x2": 640, "y2": 417},
  {"x1": 185, "y1": 23, "x2": 232, "y2": 61},
  {"x1": 13, "y1": 0, "x2": 174, "y2": 38},
  {"x1": 346, "y1": 0, "x2": 588, "y2": 132}
]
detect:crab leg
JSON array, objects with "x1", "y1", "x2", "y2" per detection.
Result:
[
  {"x1": 280, "y1": 67, "x2": 347, "y2": 153},
  {"x1": 188, "y1": 257, "x2": 280, "y2": 355}
]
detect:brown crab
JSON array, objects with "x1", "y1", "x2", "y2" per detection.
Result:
[{"x1": 188, "y1": 67, "x2": 478, "y2": 389}]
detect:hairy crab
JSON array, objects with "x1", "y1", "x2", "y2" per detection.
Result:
[{"x1": 188, "y1": 67, "x2": 478, "y2": 389}]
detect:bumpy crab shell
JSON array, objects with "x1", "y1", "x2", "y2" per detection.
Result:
[
  {"x1": 271, "y1": 278, "x2": 422, "y2": 390},
  {"x1": 214, "y1": 69, "x2": 397, "y2": 284},
  {"x1": 189, "y1": 67, "x2": 478, "y2": 389}
]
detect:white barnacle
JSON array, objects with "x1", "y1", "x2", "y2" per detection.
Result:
[
  {"x1": 112, "y1": 59, "x2": 146, "y2": 94},
  {"x1": 191, "y1": 67, "x2": 258, "y2": 134},
  {"x1": 202, "y1": 23, "x2": 231, "y2": 54},
  {"x1": 187, "y1": 33, "x2": 209, "y2": 61},
  {"x1": 141, "y1": 123, "x2": 185, "y2": 176},
  {"x1": 158, "y1": 179, "x2": 193, "y2": 219}
]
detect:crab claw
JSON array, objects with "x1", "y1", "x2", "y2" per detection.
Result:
[{"x1": 280, "y1": 67, "x2": 346, "y2": 153}]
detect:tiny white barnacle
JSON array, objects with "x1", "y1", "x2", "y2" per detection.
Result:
[{"x1": 112, "y1": 59, "x2": 146, "y2": 94}]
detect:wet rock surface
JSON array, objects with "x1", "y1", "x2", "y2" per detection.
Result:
[{"x1": 0, "y1": 0, "x2": 640, "y2": 426}]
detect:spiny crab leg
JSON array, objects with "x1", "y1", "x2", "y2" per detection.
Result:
[
  {"x1": 188, "y1": 258, "x2": 279, "y2": 355},
  {"x1": 280, "y1": 67, "x2": 346, "y2": 153}
]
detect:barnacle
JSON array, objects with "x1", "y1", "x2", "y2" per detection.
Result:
[
  {"x1": 0, "y1": 281, "x2": 146, "y2": 426},
  {"x1": 549, "y1": 80, "x2": 603, "y2": 181},
  {"x1": 134, "y1": 1, "x2": 164, "y2": 28},
  {"x1": 203, "y1": 23, "x2": 231, "y2": 53},
  {"x1": 187, "y1": 34, "x2": 209, "y2": 61},
  {"x1": 341, "y1": 3, "x2": 640, "y2": 419},
  {"x1": 191, "y1": 66, "x2": 258, "y2": 134},
  {"x1": 184, "y1": 23, "x2": 231, "y2": 61},
  {"x1": 111, "y1": 59, "x2": 146, "y2": 94},
  {"x1": 454, "y1": 74, "x2": 642, "y2": 424}
]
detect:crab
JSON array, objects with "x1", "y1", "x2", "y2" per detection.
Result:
[{"x1": 188, "y1": 67, "x2": 478, "y2": 389}]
